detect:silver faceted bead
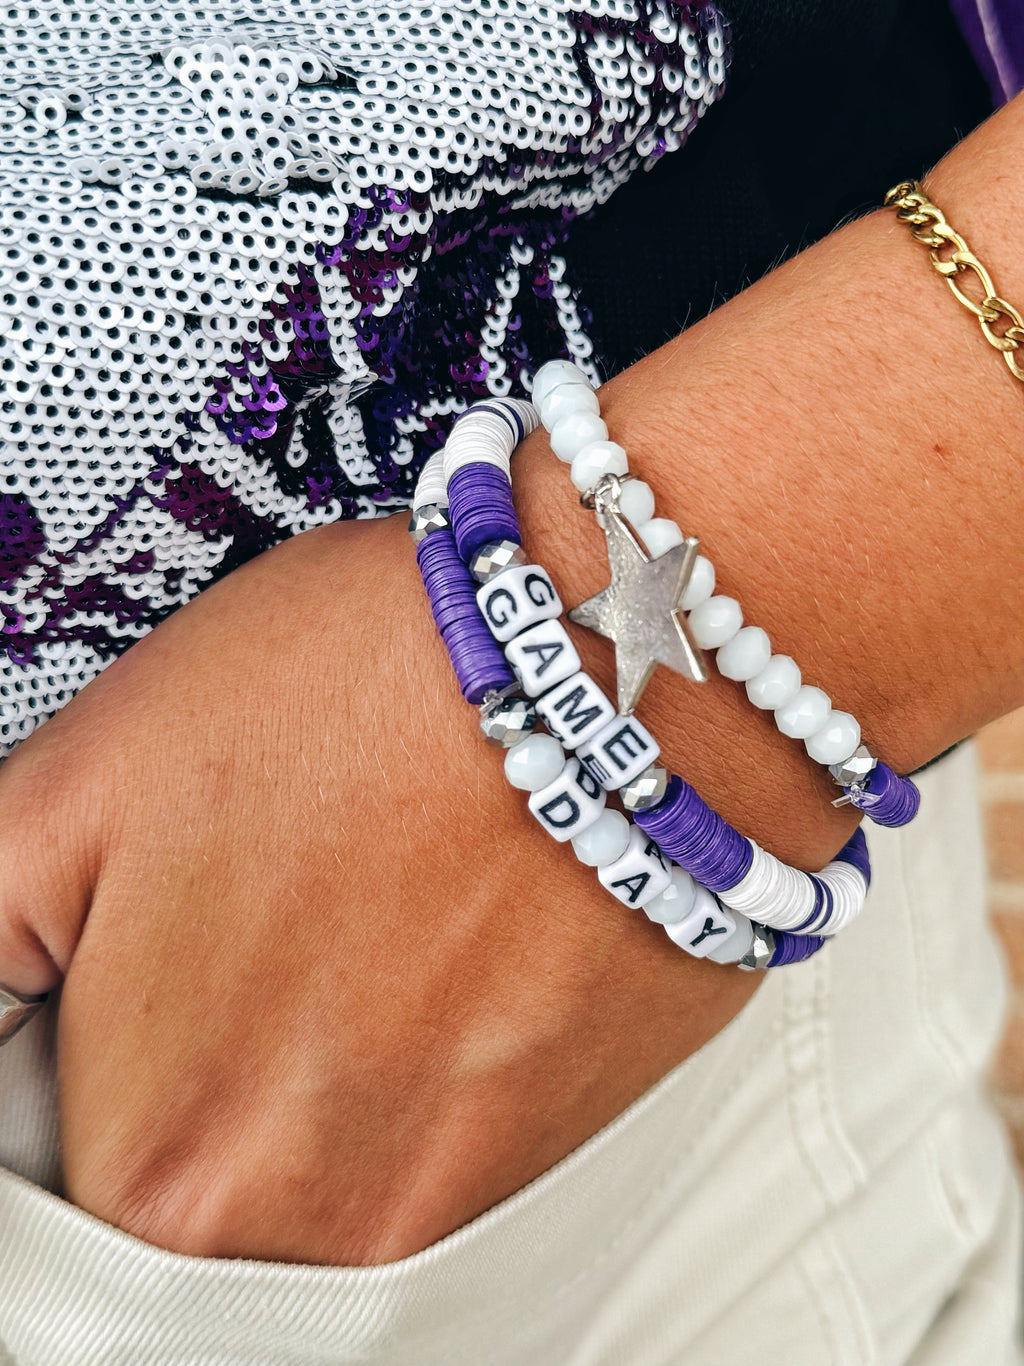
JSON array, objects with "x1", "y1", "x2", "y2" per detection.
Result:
[
  {"x1": 479, "y1": 694, "x2": 537, "y2": 747},
  {"x1": 408, "y1": 503, "x2": 450, "y2": 543},
  {"x1": 619, "y1": 764, "x2": 669, "y2": 811},
  {"x1": 828, "y1": 743, "x2": 877, "y2": 789},
  {"x1": 470, "y1": 539, "x2": 527, "y2": 583},
  {"x1": 738, "y1": 924, "x2": 776, "y2": 972}
]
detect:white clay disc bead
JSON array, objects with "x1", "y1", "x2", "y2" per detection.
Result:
[
  {"x1": 539, "y1": 381, "x2": 600, "y2": 431},
  {"x1": 570, "y1": 440, "x2": 628, "y2": 493},
  {"x1": 531, "y1": 359, "x2": 589, "y2": 407},
  {"x1": 617, "y1": 478, "x2": 655, "y2": 526},
  {"x1": 804, "y1": 710, "x2": 861, "y2": 765},
  {"x1": 716, "y1": 625, "x2": 771, "y2": 682},
  {"x1": 571, "y1": 809, "x2": 632, "y2": 867},
  {"x1": 679, "y1": 554, "x2": 715, "y2": 611},
  {"x1": 688, "y1": 594, "x2": 742, "y2": 650},
  {"x1": 412, "y1": 450, "x2": 448, "y2": 510},
  {"x1": 745, "y1": 654, "x2": 801, "y2": 710},
  {"x1": 549, "y1": 410, "x2": 609, "y2": 463},
  {"x1": 643, "y1": 865, "x2": 697, "y2": 925},
  {"x1": 504, "y1": 733, "x2": 566, "y2": 792},
  {"x1": 636, "y1": 517, "x2": 684, "y2": 557},
  {"x1": 775, "y1": 685, "x2": 831, "y2": 740}
]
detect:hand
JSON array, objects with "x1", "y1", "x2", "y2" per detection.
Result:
[{"x1": 0, "y1": 511, "x2": 760, "y2": 1265}]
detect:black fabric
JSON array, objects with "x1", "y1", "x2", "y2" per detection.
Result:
[{"x1": 567, "y1": 0, "x2": 993, "y2": 375}]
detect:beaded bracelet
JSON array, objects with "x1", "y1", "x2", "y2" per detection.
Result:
[
  {"x1": 411, "y1": 400, "x2": 872, "y2": 966},
  {"x1": 529, "y1": 360, "x2": 921, "y2": 827}
]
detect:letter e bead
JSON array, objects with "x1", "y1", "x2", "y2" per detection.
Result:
[
  {"x1": 577, "y1": 715, "x2": 660, "y2": 790},
  {"x1": 476, "y1": 565, "x2": 562, "y2": 643}
]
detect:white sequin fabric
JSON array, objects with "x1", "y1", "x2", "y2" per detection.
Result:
[{"x1": 0, "y1": 0, "x2": 727, "y2": 754}]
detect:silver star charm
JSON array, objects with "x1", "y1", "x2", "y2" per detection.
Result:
[{"x1": 568, "y1": 476, "x2": 707, "y2": 714}]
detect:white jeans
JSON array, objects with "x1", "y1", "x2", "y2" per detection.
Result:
[{"x1": 0, "y1": 743, "x2": 1020, "y2": 1365}]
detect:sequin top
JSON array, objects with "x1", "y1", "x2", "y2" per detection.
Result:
[{"x1": 0, "y1": 0, "x2": 729, "y2": 756}]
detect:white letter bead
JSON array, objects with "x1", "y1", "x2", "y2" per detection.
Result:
[
  {"x1": 535, "y1": 671, "x2": 617, "y2": 749},
  {"x1": 598, "y1": 825, "x2": 672, "y2": 908},
  {"x1": 576, "y1": 714, "x2": 660, "y2": 790},
  {"x1": 688, "y1": 594, "x2": 742, "y2": 649},
  {"x1": 636, "y1": 517, "x2": 684, "y2": 557},
  {"x1": 663, "y1": 887, "x2": 737, "y2": 958},
  {"x1": 571, "y1": 809, "x2": 632, "y2": 867},
  {"x1": 505, "y1": 619, "x2": 581, "y2": 697},
  {"x1": 775, "y1": 685, "x2": 832, "y2": 739},
  {"x1": 706, "y1": 912, "x2": 756, "y2": 964},
  {"x1": 716, "y1": 625, "x2": 772, "y2": 682},
  {"x1": 476, "y1": 565, "x2": 562, "y2": 643},
  {"x1": 680, "y1": 554, "x2": 715, "y2": 611},
  {"x1": 643, "y1": 865, "x2": 697, "y2": 924},
  {"x1": 745, "y1": 654, "x2": 801, "y2": 710},
  {"x1": 527, "y1": 758, "x2": 606, "y2": 843},
  {"x1": 504, "y1": 733, "x2": 566, "y2": 792},
  {"x1": 531, "y1": 359, "x2": 590, "y2": 407},
  {"x1": 617, "y1": 478, "x2": 656, "y2": 527},
  {"x1": 570, "y1": 440, "x2": 629, "y2": 493},
  {"x1": 804, "y1": 710, "x2": 862, "y2": 765},
  {"x1": 539, "y1": 380, "x2": 600, "y2": 430},
  {"x1": 549, "y1": 410, "x2": 609, "y2": 463}
]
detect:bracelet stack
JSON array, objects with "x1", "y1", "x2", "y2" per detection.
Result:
[{"x1": 410, "y1": 379, "x2": 888, "y2": 971}]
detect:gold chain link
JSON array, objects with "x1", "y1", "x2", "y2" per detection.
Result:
[{"x1": 884, "y1": 179, "x2": 1024, "y2": 384}]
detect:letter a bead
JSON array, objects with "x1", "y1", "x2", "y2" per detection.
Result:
[
  {"x1": 527, "y1": 757, "x2": 606, "y2": 843},
  {"x1": 597, "y1": 825, "x2": 672, "y2": 908},
  {"x1": 505, "y1": 619, "x2": 581, "y2": 697},
  {"x1": 476, "y1": 565, "x2": 562, "y2": 643}
]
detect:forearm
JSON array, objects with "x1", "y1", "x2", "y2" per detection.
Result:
[{"x1": 515, "y1": 92, "x2": 1024, "y2": 872}]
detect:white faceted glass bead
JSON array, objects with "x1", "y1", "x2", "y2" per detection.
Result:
[
  {"x1": 576, "y1": 714, "x2": 660, "y2": 791},
  {"x1": 539, "y1": 381, "x2": 599, "y2": 431},
  {"x1": 775, "y1": 685, "x2": 832, "y2": 740},
  {"x1": 476, "y1": 565, "x2": 562, "y2": 644},
  {"x1": 745, "y1": 654, "x2": 801, "y2": 710},
  {"x1": 706, "y1": 912, "x2": 756, "y2": 964},
  {"x1": 664, "y1": 887, "x2": 737, "y2": 958},
  {"x1": 688, "y1": 595, "x2": 742, "y2": 649},
  {"x1": 636, "y1": 517, "x2": 684, "y2": 557},
  {"x1": 617, "y1": 478, "x2": 656, "y2": 527},
  {"x1": 535, "y1": 671, "x2": 617, "y2": 750},
  {"x1": 504, "y1": 733, "x2": 566, "y2": 792},
  {"x1": 716, "y1": 626, "x2": 772, "y2": 683},
  {"x1": 680, "y1": 554, "x2": 715, "y2": 611},
  {"x1": 531, "y1": 359, "x2": 589, "y2": 408},
  {"x1": 598, "y1": 825, "x2": 672, "y2": 908},
  {"x1": 570, "y1": 440, "x2": 629, "y2": 493},
  {"x1": 571, "y1": 809, "x2": 632, "y2": 867},
  {"x1": 527, "y1": 758, "x2": 606, "y2": 844},
  {"x1": 549, "y1": 410, "x2": 609, "y2": 463},
  {"x1": 643, "y1": 865, "x2": 697, "y2": 925},
  {"x1": 505, "y1": 619, "x2": 581, "y2": 697},
  {"x1": 805, "y1": 710, "x2": 862, "y2": 765}
]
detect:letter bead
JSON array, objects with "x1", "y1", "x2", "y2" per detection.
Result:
[
  {"x1": 576, "y1": 714, "x2": 661, "y2": 790},
  {"x1": 527, "y1": 757, "x2": 606, "y2": 843},
  {"x1": 505, "y1": 619, "x2": 581, "y2": 697},
  {"x1": 598, "y1": 824, "x2": 672, "y2": 908},
  {"x1": 476, "y1": 564, "x2": 562, "y2": 643},
  {"x1": 535, "y1": 670, "x2": 617, "y2": 749},
  {"x1": 663, "y1": 887, "x2": 738, "y2": 957}
]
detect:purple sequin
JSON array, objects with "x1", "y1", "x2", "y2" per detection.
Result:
[
  {"x1": 447, "y1": 464, "x2": 522, "y2": 564},
  {"x1": 635, "y1": 774, "x2": 753, "y2": 891},
  {"x1": 416, "y1": 528, "x2": 515, "y2": 704}
]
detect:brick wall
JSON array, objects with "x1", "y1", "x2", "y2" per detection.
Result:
[{"x1": 979, "y1": 710, "x2": 1024, "y2": 1163}]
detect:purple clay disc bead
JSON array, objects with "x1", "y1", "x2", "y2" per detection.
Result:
[
  {"x1": 836, "y1": 825, "x2": 872, "y2": 884},
  {"x1": 416, "y1": 527, "x2": 515, "y2": 703},
  {"x1": 634, "y1": 775, "x2": 753, "y2": 892},
  {"x1": 851, "y1": 762, "x2": 921, "y2": 827},
  {"x1": 447, "y1": 463, "x2": 522, "y2": 565},
  {"x1": 768, "y1": 932, "x2": 827, "y2": 968}
]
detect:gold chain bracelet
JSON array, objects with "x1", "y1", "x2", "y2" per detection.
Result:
[{"x1": 884, "y1": 179, "x2": 1024, "y2": 385}]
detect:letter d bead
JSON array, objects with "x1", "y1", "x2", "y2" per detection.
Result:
[{"x1": 528, "y1": 757, "x2": 606, "y2": 843}]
